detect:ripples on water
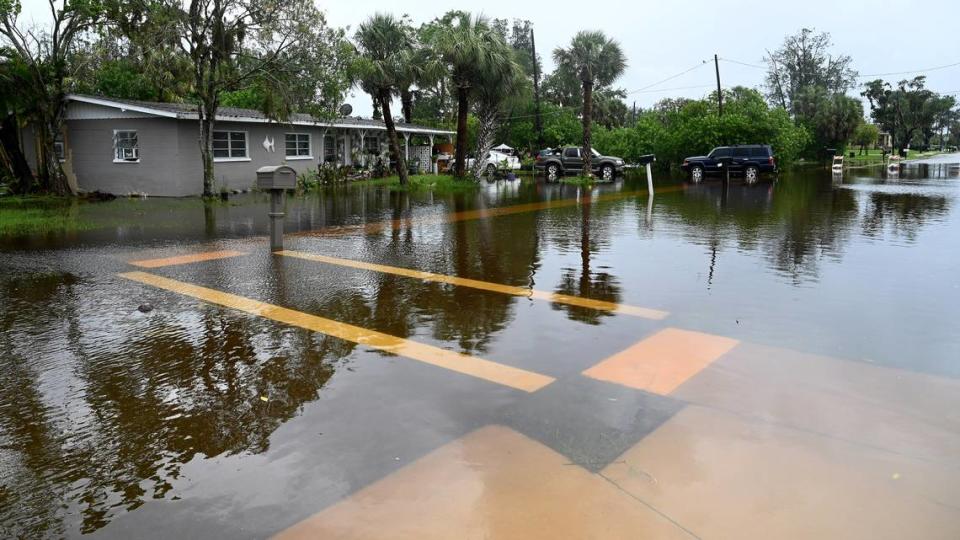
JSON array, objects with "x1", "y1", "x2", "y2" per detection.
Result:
[{"x1": 1, "y1": 161, "x2": 958, "y2": 536}]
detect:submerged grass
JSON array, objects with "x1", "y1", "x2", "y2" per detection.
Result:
[
  {"x1": 0, "y1": 196, "x2": 98, "y2": 236},
  {"x1": 560, "y1": 175, "x2": 600, "y2": 186},
  {"x1": 361, "y1": 174, "x2": 481, "y2": 192}
]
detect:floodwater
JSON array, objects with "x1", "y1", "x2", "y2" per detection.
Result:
[{"x1": 2, "y1": 158, "x2": 959, "y2": 539}]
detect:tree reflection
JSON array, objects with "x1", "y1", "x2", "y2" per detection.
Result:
[
  {"x1": 553, "y1": 194, "x2": 622, "y2": 324},
  {"x1": 0, "y1": 271, "x2": 345, "y2": 536}
]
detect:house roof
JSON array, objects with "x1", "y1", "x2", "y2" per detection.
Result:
[{"x1": 65, "y1": 94, "x2": 454, "y2": 136}]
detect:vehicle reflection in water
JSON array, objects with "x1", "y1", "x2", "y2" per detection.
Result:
[{"x1": 1, "y1": 161, "x2": 958, "y2": 537}]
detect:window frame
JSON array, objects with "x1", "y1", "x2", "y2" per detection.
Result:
[
  {"x1": 285, "y1": 132, "x2": 313, "y2": 160},
  {"x1": 323, "y1": 134, "x2": 336, "y2": 163},
  {"x1": 363, "y1": 135, "x2": 380, "y2": 156},
  {"x1": 112, "y1": 129, "x2": 140, "y2": 164},
  {"x1": 212, "y1": 130, "x2": 250, "y2": 162},
  {"x1": 709, "y1": 147, "x2": 730, "y2": 159}
]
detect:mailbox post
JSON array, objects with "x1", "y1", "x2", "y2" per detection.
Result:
[
  {"x1": 638, "y1": 154, "x2": 656, "y2": 195},
  {"x1": 256, "y1": 166, "x2": 296, "y2": 252}
]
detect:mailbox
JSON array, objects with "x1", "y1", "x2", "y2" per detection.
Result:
[
  {"x1": 637, "y1": 154, "x2": 656, "y2": 166},
  {"x1": 256, "y1": 165, "x2": 297, "y2": 190}
]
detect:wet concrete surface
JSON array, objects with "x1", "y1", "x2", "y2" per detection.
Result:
[{"x1": 2, "y1": 160, "x2": 960, "y2": 538}]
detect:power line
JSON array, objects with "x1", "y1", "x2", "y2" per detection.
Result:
[
  {"x1": 858, "y1": 60, "x2": 960, "y2": 78},
  {"x1": 631, "y1": 84, "x2": 714, "y2": 94},
  {"x1": 626, "y1": 60, "x2": 710, "y2": 94},
  {"x1": 718, "y1": 57, "x2": 765, "y2": 69}
]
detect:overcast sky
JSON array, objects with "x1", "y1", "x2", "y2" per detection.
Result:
[{"x1": 19, "y1": 0, "x2": 960, "y2": 117}]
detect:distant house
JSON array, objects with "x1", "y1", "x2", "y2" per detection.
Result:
[
  {"x1": 877, "y1": 131, "x2": 892, "y2": 150},
  {"x1": 21, "y1": 94, "x2": 453, "y2": 196}
]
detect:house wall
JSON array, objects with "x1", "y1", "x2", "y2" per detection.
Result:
[
  {"x1": 180, "y1": 121, "x2": 328, "y2": 193},
  {"x1": 66, "y1": 117, "x2": 188, "y2": 196}
]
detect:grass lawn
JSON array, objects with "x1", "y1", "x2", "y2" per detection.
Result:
[
  {"x1": 843, "y1": 148, "x2": 942, "y2": 166},
  {"x1": 560, "y1": 175, "x2": 603, "y2": 186},
  {"x1": 360, "y1": 174, "x2": 481, "y2": 192},
  {"x1": 0, "y1": 196, "x2": 96, "y2": 236}
]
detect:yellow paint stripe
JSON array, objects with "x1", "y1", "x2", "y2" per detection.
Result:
[
  {"x1": 129, "y1": 250, "x2": 247, "y2": 268},
  {"x1": 119, "y1": 271, "x2": 554, "y2": 392},
  {"x1": 583, "y1": 328, "x2": 739, "y2": 395},
  {"x1": 293, "y1": 185, "x2": 686, "y2": 238},
  {"x1": 278, "y1": 250, "x2": 668, "y2": 320}
]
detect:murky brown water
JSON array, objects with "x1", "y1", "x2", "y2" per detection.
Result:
[{"x1": 2, "y1": 158, "x2": 959, "y2": 538}]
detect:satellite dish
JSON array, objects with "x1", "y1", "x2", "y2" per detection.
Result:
[{"x1": 338, "y1": 103, "x2": 353, "y2": 116}]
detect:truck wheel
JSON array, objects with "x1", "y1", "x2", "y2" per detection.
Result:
[
  {"x1": 744, "y1": 165, "x2": 759, "y2": 184},
  {"x1": 601, "y1": 164, "x2": 614, "y2": 181},
  {"x1": 690, "y1": 165, "x2": 704, "y2": 183},
  {"x1": 547, "y1": 163, "x2": 560, "y2": 181}
]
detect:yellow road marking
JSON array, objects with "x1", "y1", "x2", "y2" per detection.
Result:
[
  {"x1": 278, "y1": 250, "x2": 668, "y2": 320},
  {"x1": 583, "y1": 328, "x2": 738, "y2": 395},
  {"x1": 293, "y1": 185, "x2": 686, "y2": 238},
  {"x1": 129, "y1": 250, "x2": 247, "y2": 268},
  {"x1": 119, "y1": 271, "x2": 554, "y2": 393},
  {"x1": 274, "y1": 425, "x2": 693, "y2": 539}
]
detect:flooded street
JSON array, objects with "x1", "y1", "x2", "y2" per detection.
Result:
[{"x1": 2, "y1": 160, "x2": 960, "y2": 538}]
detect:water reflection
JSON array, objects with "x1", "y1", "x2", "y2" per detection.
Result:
[
  {"x1": 1, "y1": 163, "x2": 957, "y2": 536},
  {"x1": 0, "y1": 271, "x2": 342, "y2": 536}
]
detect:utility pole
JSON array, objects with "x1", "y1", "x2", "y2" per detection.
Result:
[
  {"x1": 531, "y1": 28, "x2": 544, "y2": 149},
  {"x1": 714, "y1": 54, "x2": 723, "y2": 116}
]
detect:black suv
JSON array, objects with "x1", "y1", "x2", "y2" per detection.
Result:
[
  {"x1": 680, "y1": 145, "x2": 777, "y2": 184},
  {"x1": 535, "y1": 147, "x2": 625, "y2": 181}
]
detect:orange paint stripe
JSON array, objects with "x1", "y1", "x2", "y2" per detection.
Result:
[
  {"x1": 292, "y1": 185, "x2": 685, "y2": 238},
  {"x1": 129, "y1": 250, "x2": 247, "y2": 268},
  {"x1": 583, "y1": 328, "x2": 739, "y2": 395},
  {"x1": 119, "y1": 271, "x2": 554, "y2": 392},
  {"x1": 278, "y1": 250, "x2": 669, "y2": 320}
]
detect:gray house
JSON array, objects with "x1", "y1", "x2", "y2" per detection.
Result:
[{"x1": 22, "y1": 94, "x2": 453, "y2": 197}]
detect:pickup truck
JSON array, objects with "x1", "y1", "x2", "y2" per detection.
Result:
[
  {"x1": 680, "y1": 144, "x2": 777, "y2": 184},
  {"x1": 534, "y1": 147, "x2": 625, "y2": 181}
]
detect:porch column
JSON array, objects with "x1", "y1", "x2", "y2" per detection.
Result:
[
  {"x1": 403, "y1": 132, "x2": 410, "y2": 160},
  {"x1": 358, "y1": 129, "x2": 367, "y2": 167},
  {"x1": 319, "y1": 128, "x2": 328, "y2": 165}
]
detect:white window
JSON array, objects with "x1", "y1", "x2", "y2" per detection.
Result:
[
  {"x1": 364, "y1": 136, "x2": 380, "y2": 155},
  {"x1": 213, "y1": 131, "x2": 248, "y2": 161},
  {"x1": 285, "y1": 133, "x2": 311, "y2": 159},
  {"x1": 323, "y1": 134, "x2": 336, "y2": 163},
  {"x1": 113, "y1": 130, "x2": 139, "y2": 162}
]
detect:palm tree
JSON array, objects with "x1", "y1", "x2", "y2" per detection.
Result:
[
  {"x1": 429, "y1": 12, "x2": 515, "y2": 177},
  {"x1": 553, "y1": 31, "x2": 626, "y2": 177},
  {"x1": 355, "y1": 14, "x2": 413, "y2": 185}
]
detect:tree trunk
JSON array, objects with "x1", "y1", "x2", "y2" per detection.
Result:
[
  {"x1": 471, "y1": 107, "x2": 498, "y2": 180},
  {"x1": 380, "y1": 90, "x2": 408, "y2": 186},
  {"x1": 200, "y1": 106, "x2": 216, "y2": 197},
  {"x1": 0, "y1": 112, "x2": 34, "y2": 194},
  {"x1": 581, "y1": 81, "x2": 594, "y2": 177},
  {"x1": 454, "y1": 86, "x2": 470, "y2": 177},
  {"x1": 400, "y1": 88, "x2": 413, "y2": 124},
  {"x1": 37, "y1": 118, "x2": 72, "y2": 195}
]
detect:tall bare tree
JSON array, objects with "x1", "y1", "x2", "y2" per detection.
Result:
[
  {"x1": 176, "y1": 0, "x2": 349, "y2": 196},
  {"x1": 0, "y1": 0, "x2": 104, "y2": 194}
]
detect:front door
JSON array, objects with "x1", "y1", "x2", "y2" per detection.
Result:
[{"x1": 562, "y1": 147, "x2": 583, "y2": 171}]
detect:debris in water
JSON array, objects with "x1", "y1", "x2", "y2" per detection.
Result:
[
  {"x1": 260, "y1": 396, "x2": 269, "y2": 402},
  {"x1": 138, "y1": 304, "x2": 154, "y2": 313}
]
